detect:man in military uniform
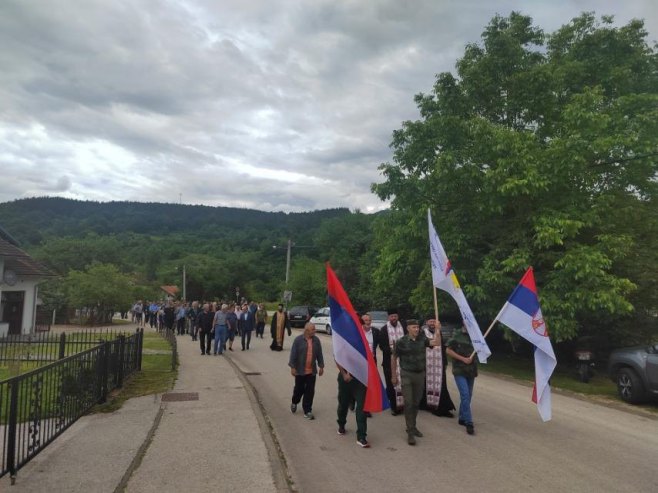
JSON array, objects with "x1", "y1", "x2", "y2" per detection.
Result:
[
  {"x1": 391, "y1": 319, "x2": 441, "y2": 445},
  {"x1": 446, "y1": 324, "x2": 478, "y2": 435}
]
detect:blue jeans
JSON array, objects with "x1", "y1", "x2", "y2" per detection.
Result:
[
  {"x1": 214, "y1": 325, "x2": 227, "y2": 354},
  {"x1": 454, "y1": 375, "x2": 475, "y2": 424}
]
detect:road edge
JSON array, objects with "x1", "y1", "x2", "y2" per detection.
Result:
[
  {"x1": 480, "y1": 371, "x2": 658, "y2": 420},
  {"x1": 225, "y1": 355, "x2": 295, "y2": 493}
]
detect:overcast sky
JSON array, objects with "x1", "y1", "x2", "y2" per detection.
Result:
[{"x1": 1, "y1": 1, "x2": 656, "y2": 213}]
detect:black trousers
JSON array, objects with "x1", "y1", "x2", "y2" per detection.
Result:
[
  {"x1": 177, "y1": 318, "x2": 185, "y2": 335},
  {"x1": 292, "y1": 374, "x2": 317, "y2": 413},
  {"x1": 241, "y1": 330, "x2": 252, "y2": 349},
  {"x1": 199, "y1": 331, "x2": 212, "y2": 354},
  {"x1": 337, "y1": 374, "x2": 367, "y2": 440}
]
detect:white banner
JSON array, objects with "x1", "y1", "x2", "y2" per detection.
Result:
[{"x1": 428, "y1": 209, "x2": 491, "y2": 363}]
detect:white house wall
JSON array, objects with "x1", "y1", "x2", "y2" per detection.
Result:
[
  {"x1": 20, "y1": 279, "x2": 39, "y2": 334},
  {"x1": 1, "y1": 277, "x2": 40, "y2": 335}
]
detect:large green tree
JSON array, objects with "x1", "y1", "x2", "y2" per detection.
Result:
[
  {"x1": 65, "y1": 263, "x2": 136, "y2": 324},
  {"x1": 373, "y1": 12, "x2": 658, "y2": 344}
]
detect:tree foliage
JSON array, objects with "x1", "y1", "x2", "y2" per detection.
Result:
[
  {"x1": 64, "y1": 263, "x2": 135, "y2": 323},
  {"x1": 373, "y1": 12, "x2": 658, "y2": 343}
]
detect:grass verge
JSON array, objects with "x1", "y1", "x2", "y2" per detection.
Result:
[
  {"x1": 93, "y1": 331, "x2": 177, "y2": 413},
  {"x1": 480, "y1": 352, "x2": 618, "y2": 397}
]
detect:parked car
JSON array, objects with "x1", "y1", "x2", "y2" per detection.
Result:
[
  {"x1": 608, "y1": 343, "x2": 658, "y2": 404},
  {"x1": 367, "y1": 310, "x2": 388, "y2": 330},
  {"x1": 288, "y1": 305, "x2": 318, "y2": 328},
  {"x1": 310, "y1": 307, "x2": 332, "y2": 334}
]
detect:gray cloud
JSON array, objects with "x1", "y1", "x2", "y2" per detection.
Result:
[{"x1": 1, "y1": 0, "x2": 656, "y2": 212}]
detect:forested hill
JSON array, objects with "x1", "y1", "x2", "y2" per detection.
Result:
[
  {"x1": 0, "y1": 197, "x2": 350, "y2": 245},
  {"x1": 0, "y1": 197, "x2": 376, "y2": 307}
]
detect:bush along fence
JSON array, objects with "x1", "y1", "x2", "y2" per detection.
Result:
[{"x1": 0, "y1": 328, "x2": 144, "y2": 483}]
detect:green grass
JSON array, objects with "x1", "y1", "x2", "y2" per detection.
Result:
[
  {"x1": 93, "y1": 332, "x2": 177, "y2": 413},
  {"x1": 0, "y1": 331, "x2": 177, "y2": 420},
  {"x1": 480, "y1": 352, "x2": 618, "y2": 398},
  {"x1": 481, "y1": 353, "x2": 658, "y2": 414},
  {"x1": 0, "y1": 330, "x2": 137, "y2": 377},
  {"x1": 0, "y1": 361, "x2": 43, "y2": 380},
  {"x1": 144, "y1": 335, "x2": 173, "y2": 351}
]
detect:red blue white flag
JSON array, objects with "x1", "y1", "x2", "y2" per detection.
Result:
[
  {"x1": 496, "y1": 267, "x2": 557, "y2": 421},
  {"x1": 326, "y1": 264, "x2": 389, "y2": 412}
]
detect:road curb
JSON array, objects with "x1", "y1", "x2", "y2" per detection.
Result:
[{"x1": 225, "y1": 354, "x2": 295, "y2": 493}]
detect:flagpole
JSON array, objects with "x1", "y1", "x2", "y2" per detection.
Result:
[
  {"x1": 431, "y1": 284, "x2": 443, "y2": 344},
  {"x1": 468, "y1": 303, "x2": 506, "y2": 359}
]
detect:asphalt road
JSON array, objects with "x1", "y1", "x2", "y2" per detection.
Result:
[{"x1": 231, "y1": 330, "x2": 658, "y2": 493}]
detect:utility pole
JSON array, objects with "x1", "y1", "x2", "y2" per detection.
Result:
[
  {"x1": 182, "y1": 264, "x2": 186, "y2": 301},
  {"x1": 285, "y1": 238, "x2": 292, "y2": 285}
]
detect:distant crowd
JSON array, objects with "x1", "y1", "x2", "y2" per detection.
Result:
[{"x1": 130, "y1": 299, "x2": 272, "y2": 353}]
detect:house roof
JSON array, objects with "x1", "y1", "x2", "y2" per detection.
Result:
[
  {"x1": 0, "y1": 227, "x2": 57, "y2": 278},
  {"x1": 0, "y1": 224, "x2": 20, "y2": 247},
  {"x1": 160, "y1": 285, "x2": 179, "y2": 297}
]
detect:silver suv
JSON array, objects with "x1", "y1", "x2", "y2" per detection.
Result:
[{"x1": 608, "y1": 343, "x2": 658, "y2": 404}]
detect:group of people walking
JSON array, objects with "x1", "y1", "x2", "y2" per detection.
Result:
[
  {"x1": 132, "y1": 298, "x2": 271, "y2": 354},
  {"x1": 131, "y1": 300, "x2": 189, "y2": 334},
  {"x1": 283, "y1": 308, "x2": 477, "y2": 449},
  {"x1": 190, "y1": 300, "x2": 270, "y2": 355},
  {"x1": 133, "y1": 299, "x2": 477, "y2": 449}
]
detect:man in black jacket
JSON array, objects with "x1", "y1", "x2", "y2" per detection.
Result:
[
  {"x1": 196, "y1": 303, "x2": 214, "y2": 355},
  {"x1": 288, "y1": 323, "x2": 324, "y2": 420},
  {"x1": 238, "y1": 303, "x2": 256, "y2": 350}
]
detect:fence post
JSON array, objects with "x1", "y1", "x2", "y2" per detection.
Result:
[
  {"x1": 98, "y1": 342, "x2": 109, "y2": 404},
  {"x1": 58, "y1": 332, "x2": 66, "y2": 360},
  {"x1": 137, "y1": 328, "x2": 143, "y2": 371},
  {"x1": 7, "y1": 380, "x2": 20, "y2": 483},
  {"x1": 117, "y1": 335, "x2": 125, "y2": 388}
]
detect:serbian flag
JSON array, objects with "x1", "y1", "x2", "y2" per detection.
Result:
[
  {"x1": 496, "y1": 267, "x2": 557, "y2": 421},
  {"x1": 327, "y1": 264, "x2": 389, "y2": 412}
]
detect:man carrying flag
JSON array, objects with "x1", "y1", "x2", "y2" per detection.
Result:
[
  {"x1": 391, "y1": 318, "x2": 442, "y2": 445},
  {"x1": 496, "y1": 267, "x2": 557, "y2": 421},
  {"x1": 327, "y1": 264, "x2": 389, "y2": 447},
  {"x1": 446, "y1": 320, "x2": 479, "y2": 435}
]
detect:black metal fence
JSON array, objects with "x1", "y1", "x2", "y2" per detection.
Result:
[
  {"x1": 0, "y1": 329, "x2": 126, "y2": 364},
  {"x1": 0, "y1": 329, "x2": 143, "y2": 482}
]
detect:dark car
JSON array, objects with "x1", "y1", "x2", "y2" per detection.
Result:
[
  {"x1": 288, "y1": 305, "x2": 318, "y2": 328},
  {"x1": 608, "y1": 343, "x2": 658, "y2": 404}
]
